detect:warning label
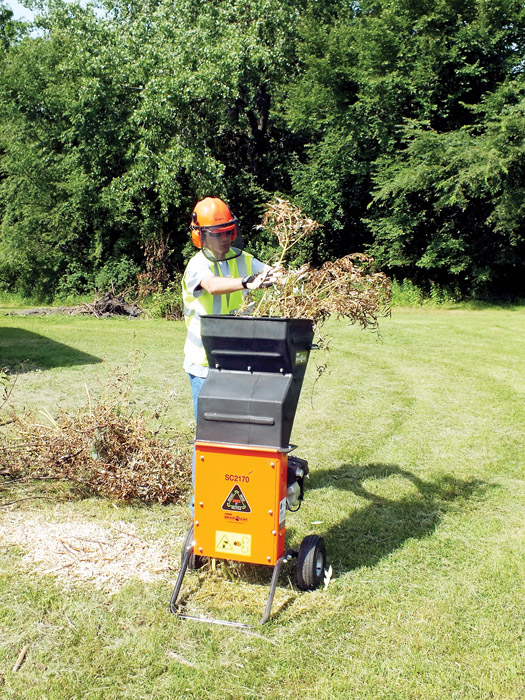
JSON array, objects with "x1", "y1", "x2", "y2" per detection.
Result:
[
  {"x1": 222, "y1": 485, "x2": 251, "y2": 513},
  {"x1": 215, "y1": 531, "x2": 252, "y2": 557}
]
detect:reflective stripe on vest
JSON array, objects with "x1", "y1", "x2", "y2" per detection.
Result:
[{"x1": 182, "y1": 250, "x2": 253, "y2": 368}]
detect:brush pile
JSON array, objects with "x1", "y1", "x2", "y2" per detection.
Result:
[
  {"x1": 246, "y1": 198, "x2": 391, "y2": 333},
  {"x1": 1, "y1": 395, "x2": 192, "y2": 504},
  {"x1": 4, "y1": 291, "x2": 143, "y2": 318},
  {"x1": 68, "y1": 291, "x2": 143, "y2": 318}
]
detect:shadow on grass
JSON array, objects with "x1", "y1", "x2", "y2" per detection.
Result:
[
  {"x1": 305, "y1": 463, "x2": 490, "y2": 575},
  {"x1": 176, "y1": 464, "x2": 490, "y2": 604},
  {"x1": 164, "y1": 464, "x2": 492, "y2": 624},
  {"x1": 0, "y1": 327, "x2": 102, "y2": 371}
]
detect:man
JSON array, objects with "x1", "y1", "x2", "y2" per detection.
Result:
[{"x1": 182, "y1": 196, "x2": 275, "y2": 419}]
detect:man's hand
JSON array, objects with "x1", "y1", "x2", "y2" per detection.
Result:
[{"x1": 246, "y1": 268, "x2": 279, "y2": 290}]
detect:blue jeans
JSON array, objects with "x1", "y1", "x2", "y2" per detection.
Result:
[
  {"x1": 188, "y1": 373, "x2": 206, "y2": 421},
  {"x1": 187, "y1": 373, "x2": 206, "y2": 513}
]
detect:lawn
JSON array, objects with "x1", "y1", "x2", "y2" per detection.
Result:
[{"x1": 1, "y1": 307, "x2": 524, "y2": 699}]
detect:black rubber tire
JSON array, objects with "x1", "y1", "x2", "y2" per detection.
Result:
[
  {"x1": 181, "y1": 524, "x2": 206, "y2": 570},
  {"x1": 296, "y1": 534, "x2": 326, "y2": 591}
]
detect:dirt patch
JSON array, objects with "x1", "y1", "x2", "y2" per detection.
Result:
[{"x1": 1, "y1": 512, "x2": 180, "y2": 593}]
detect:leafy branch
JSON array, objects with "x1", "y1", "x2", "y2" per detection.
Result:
[{"x1": 243, "y1": 197, "x2": 392, "y2": 337}]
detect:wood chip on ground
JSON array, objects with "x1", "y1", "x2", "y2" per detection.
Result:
[{"x1": 1, "y1": 513, "x2": 182, "y2": 593}]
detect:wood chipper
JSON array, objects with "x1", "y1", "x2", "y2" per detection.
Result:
[{"x1": 170, "y1": 315, "x2": 327, "y2": 626}]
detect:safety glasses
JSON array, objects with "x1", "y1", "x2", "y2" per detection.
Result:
[
  {"x1": 204, "y1": 228, "x2": 235, "y2": 239},
  {"x1": 201, "y1": 218, "x2": 238, "y2": 238}
]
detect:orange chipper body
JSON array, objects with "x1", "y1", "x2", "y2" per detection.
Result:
[{"x1": 194, "y1": 442, "x2": 288, "y2": 566}]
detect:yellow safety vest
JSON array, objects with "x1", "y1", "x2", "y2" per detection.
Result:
[{"x1": 182, "y1": 249, "x2": 254, "y2": 368}]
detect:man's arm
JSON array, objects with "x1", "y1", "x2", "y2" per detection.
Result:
[
  {"x1": 200, "y1": 268, "x2": 276, "y2": 295},
  {"x1": 199, "y1": 275, "x2": 244, "y2": 295}
]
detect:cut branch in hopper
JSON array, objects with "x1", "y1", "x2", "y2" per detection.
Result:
[{"x1": 241, "y1": 198, "x2": 392, "y2": 336}]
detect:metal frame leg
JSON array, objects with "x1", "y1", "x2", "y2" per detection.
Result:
[
  {"x1": 260, "y1": 550, "x2": 297, "y2": 625},
  {"x1": 170, "y1": 546, "x2": 192, "y2": 614},
  {"x1": 172, "y1": 547, "x2": 298, "y2": 625}
]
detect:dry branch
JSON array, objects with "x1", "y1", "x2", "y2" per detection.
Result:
[
  {"x1": 62, "y1": 291, "x2": 142, "y2": 318},
  {"x1": 12, "y1": 646, "x2": 28, "y2": 673},
  {"x1": 243, "y1": 198, "x2": 392, "y2": 336},
  {"x1": 1, "y1": 403, "x2": 192, "y2": 504}
]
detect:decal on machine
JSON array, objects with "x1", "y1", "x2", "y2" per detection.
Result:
[
  {"x1": 295, "y1": 350, "x2": 308, "y2": 365},
  {"x1": 279, "y1": 497, "x2": 287, "y2": 527},
  {"x1": 215, "y1": 531, "x2": 252, "y2": 556},
  {"x1": 224, "y1": 513, "x2": 248, "y2": 523},
  {"x1": 222, "y1": 484, "x2": 251, "y2": 513}
]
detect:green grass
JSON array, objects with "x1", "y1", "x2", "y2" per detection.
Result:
[
  {"x1": 1, "y1": 308, "x2": 524, "y2": 699},
  {"x1": 0, "y1": 314, "x2": 193, "y2": 432}
]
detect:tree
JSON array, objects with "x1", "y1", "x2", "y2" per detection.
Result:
[
  {"x1": 0, "y1": 1, "x2": 25, "y2": 51},
  {"x1": 283, "y1": 0, "x2": 525, "y2": 293},
  {"x1": 366, "y1": 77, "x2": 525, "y2": 295},
  {"x1": 0, "y1": 0, "x2": 305, "y2": 298},
  {"x1": 0, "y1": 2, "x2": 139, "y2": 297},
  {"x1": 1, "y1": 0, "x2": 524, "y2": 298}
]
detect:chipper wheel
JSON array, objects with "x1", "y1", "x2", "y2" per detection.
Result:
[
  {"x1": 181, "y1": 524, "x2": 206, "y2": 570},
  {"x1": 296, "y1": 534, "x2": 327, "y2": 591}
]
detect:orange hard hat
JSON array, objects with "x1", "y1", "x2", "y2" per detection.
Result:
[{"x1": 190, "y1": 197, "x2": 238, "y2": 248}]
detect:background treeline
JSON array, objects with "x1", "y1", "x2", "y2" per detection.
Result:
[{"x1": 0, "y1": 0, "x2": 524, "y2": 301}]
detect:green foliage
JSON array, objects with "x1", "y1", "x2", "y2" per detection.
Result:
[
  {"x1": 93, "y1": 258, "x2": 141, "y2": 293},
  {"x1": 0, "y1": 0, "x2": 305, "y2": 298},
  {"x1": 0, "y1": 0, "x2": 524, "y2": 298},
  {"x1": 147, "y1": 278, "x2": 183, "y2": 319},
  {"x1": 0, "y1": 3, "x2": 131, "y2": 298},
  {"x1": 391, "y1": 278, "x2": 462, "y2": 306},
  {"x1": 366, "y1": 75, "x2": 525, "y2": 294},
  {"x1": 284, "y1": 0, "x2": 525, "y2": 290}
]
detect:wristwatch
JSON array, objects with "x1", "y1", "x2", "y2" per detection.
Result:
[{"x1": 241, "y1": 275, "x2": 255, "y2": 289}]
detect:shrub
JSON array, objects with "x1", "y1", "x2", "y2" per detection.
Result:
[{"x1": 147, "y1": 278, "x2": 183, "y2": 320}]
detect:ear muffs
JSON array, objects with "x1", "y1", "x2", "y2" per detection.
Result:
[
  {"x1": 191, "y1": 229, "x2": 203, "y2": 248},
  {"x1": 190, "y1": 212, "x2": 203, "y2": 248}
]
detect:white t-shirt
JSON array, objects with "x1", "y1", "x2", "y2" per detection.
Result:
[{"x1": 183, "y1": 250, "x2": 268, "y2": 377}]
